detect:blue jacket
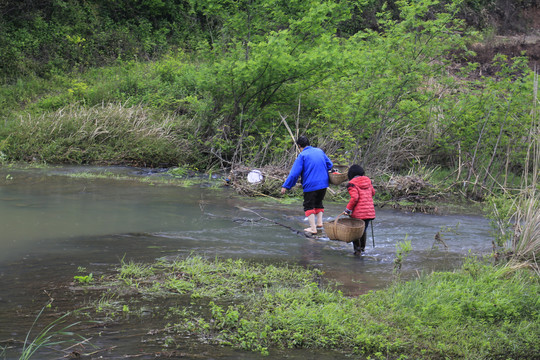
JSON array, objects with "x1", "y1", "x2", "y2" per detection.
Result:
[{"x1": 282, "y1": 146, "x2": 333, "y2": 192}]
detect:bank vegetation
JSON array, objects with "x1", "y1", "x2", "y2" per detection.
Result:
[
  {"x1": 1, "y1": 1, "x2": 539, "y2": 357},
  {"x1": 54, "y1": 255, "x2": 538, "y2": 359}
]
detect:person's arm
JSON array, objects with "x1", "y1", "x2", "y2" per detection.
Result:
[
  {"x1": 282, "y1": 155, "x2": 304, "y2": 191},
  {"x1": 344, "y1": 184, "x2": 360, "y2": 214},
  {"x1": 324, "y1": 154, "x2": 333, "y2": 172}
]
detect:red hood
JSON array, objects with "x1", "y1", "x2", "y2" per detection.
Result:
[{"x1": 349, "y1": 176, "x2": 372, "y2": 189}]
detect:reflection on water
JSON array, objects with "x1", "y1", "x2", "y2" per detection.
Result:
[{"x1": 0, "y1": 166, "x2": 494, "y2": 359}]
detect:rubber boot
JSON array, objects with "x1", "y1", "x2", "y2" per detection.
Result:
[
  {"x1": 359, "y1": 230, "x2": 367, "y2": 252},
  {"x1": 352, "y1": 239, "x2": 361, "y2": 255},
  {"x1": 316, "y1": 212, "x2": 323, "y2": 228},
  {"x1": 304, "y1": 214, "x2": 317, "y2": 234}
]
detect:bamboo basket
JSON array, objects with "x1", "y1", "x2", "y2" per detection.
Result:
[
  {"x1": 328, "y1": 165, "x2": 349, "y2": 185},
  {"x1": 323, "y1": 214, "x2": 365, "y2": 243}
]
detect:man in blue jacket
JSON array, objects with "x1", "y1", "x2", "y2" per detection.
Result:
[{"x1": 281, "y1": 136, "x2": 333, "y2": 234}]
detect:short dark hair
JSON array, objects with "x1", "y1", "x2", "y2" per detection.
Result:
[
  {"x1": 348, "y1": 164, "x2": 365, "y2": 180},
  {"x1": 296, "y1": 136, "x2": 310, "y2": 148}
]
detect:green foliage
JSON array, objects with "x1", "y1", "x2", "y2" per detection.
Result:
[
  {"x1": 73, "y1": 273, "x2": 94, "y2": 284},
  {"x1": 434, "y1": 55, "x2": 533, "y2": 195},
  {"x1": 19, "y1": 303, "x2": 86, "y2": 360},
  {"x1": 167, "y1": 166, "x2": 189, "y2": 178},
  {"x1": 484, "y1": 193, "x2": 518, "y2": 247},
  {"x1": 0, "y1": 0, "x2": 538, "y2": 197},
  {"x1": 192, "y1": 0, "x2": 352, "y2": 164},
  {"x1": 313, "y1": 0, "x2": 468, "y2": 168},
  {"x1": 81, "y1": 255, "x2": 540, "y2": 359},
  {"x1": 0, "y1": 0, "x2": 203, "y2": 81},
  {"x1": 393, "y1": 238, "x2": 412, "y2": 275},
  {"x1": 119, "y1": 258, "x2": 155, "y2": 279},
  {"x1": 1, "y1": 0, "x2": 534, "y2": 83}
]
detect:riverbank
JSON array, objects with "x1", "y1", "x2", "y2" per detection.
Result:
[
  {"x1": 39, "y1": 255, "x2": 540, "y2": 359},
  {"x1": 0, "y1": 162, "x2": 486, "y2": 216}
]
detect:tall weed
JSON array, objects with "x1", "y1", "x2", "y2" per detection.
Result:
[{"x1": 3, "y1": 103, "x2": 187, "y2": 166}]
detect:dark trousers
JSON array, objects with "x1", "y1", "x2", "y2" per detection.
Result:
[
  {"x1": 303, "y1": 188, "x2": 327, "y2": 216},
  {"x1": 353, "y1": 219, "x2": 372, "y2": 253}
]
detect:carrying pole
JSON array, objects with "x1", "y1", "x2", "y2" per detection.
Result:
[{"x1": 371, "y1": 220, "x2": 375, "y2": 248}]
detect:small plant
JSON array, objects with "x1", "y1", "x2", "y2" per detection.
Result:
[
  {"x1": 73, "y1": 273, "x2": 93, "y2": 284},
  {"x1": 119, "y1": 257, "x2": 154, "y2": 279},
  {"x1": 393, "y1": 238, "x2": 412, "y2": 276},
  {"x1": 0, "y1": 151, "x2": 7, "y2": 165},
  {"x1": 485, "y1": 194, "x2": 517, "y2": 248},
  {"x1": 19, "y1": 302, "x2": 87, "y2": 360},
  {"x1": 462, "y1": 251, "x2": 483, "y2": 279},
  {"x1": 168, "y1": 166, "x2": 189, "y2": 178},
  {"x1": 432, "y1": 223, "x2": 460, "y2": 250}
]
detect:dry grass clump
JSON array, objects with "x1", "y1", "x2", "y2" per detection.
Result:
[
  {"x1": 8, "y1": 103, "x2": 186, "y2": 166},
  {"x1": 22, "y1": 102, "x2": 177, "y2": 143},
  {"x1": 382, "y1": 174, "x2": 433, "y2": 199},
  {"x1": 508, "y1": 196, "x2": 540, "y2": 274},
  {"x1": 505, "y1": 75, "x2": 540, "y2": 273}
]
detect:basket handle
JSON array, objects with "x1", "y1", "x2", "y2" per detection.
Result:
[{"x1": 334, "y1": 212, "x2": 346, "y2": 226}]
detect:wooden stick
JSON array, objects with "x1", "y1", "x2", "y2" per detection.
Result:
[{"x1": 279, "y1": 112, "x2": 299, "y2": 155}]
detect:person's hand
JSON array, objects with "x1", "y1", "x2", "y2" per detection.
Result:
[
  {"x1": 281, "y1": 187, "x2": 287, "y2": 195},
  {"x1": 343, "y1": 209, "x2": 352, "y2": 216}
]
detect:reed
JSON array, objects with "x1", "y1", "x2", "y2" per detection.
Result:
[{"x1": 508, "y1": 68, "x2": 540, "y2": 271}]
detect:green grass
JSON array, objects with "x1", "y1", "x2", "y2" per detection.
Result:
[
  {"x1": 18, "y1": 303, "x2": 88, "y2": 360},
  {"x1": 64, "y1": 170, "x2": 218, "y2": 188},
  {"x1": 1, "y1": 102, "x2": 186, "y2": 166},
  {"x1": 74, "y1": 255, "x2": 540, "y2": 359},
  {"x1": 0, "y1": 57, "x2": 214, "y2": 168}
]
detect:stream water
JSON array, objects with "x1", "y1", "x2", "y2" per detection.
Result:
[{"x1": 0, "y1": 166, "x2": 494, "y2": 359}]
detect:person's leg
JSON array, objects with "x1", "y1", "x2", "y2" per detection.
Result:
[
  {"x1": 313, "y1": 188, "x2": 327, "y2": 228},
  {"x1": 306, "y1": 213, "x2": 317, "y2": 234},
  {"x1": 359, "y1": 219, "x2": 371, "y2": 252},
  {"x1": 352, "y1": 239, "x2": 361, "y2": 255},
  {"x1": 316, "y1": 212, "x2": 323, "y2": 228},
  {"x1": 303, "y1": 192, "x2": 317, "y2": 234},
  {"x1": 359, "y1": 231, "x2": 367, "y2": 252}
]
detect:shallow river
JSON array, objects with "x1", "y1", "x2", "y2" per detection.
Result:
[{"x1": 0, "y1": 166, "x2": 493, "y2": 359}]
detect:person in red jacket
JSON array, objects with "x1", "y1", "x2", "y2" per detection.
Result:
[{"x1": 343, "y1": 164, "x2": 375, "y2": 255}]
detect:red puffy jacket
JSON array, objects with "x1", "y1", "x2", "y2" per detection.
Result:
[{"x1": 345, "y1": 176, "x2": 375, "y2": 220}]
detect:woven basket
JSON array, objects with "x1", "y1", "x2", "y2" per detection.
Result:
[
  {"x1": 329, "y1": 171, "x2": 348, "y2": 185},
  {"x1": 323, "y1": 214, "x2": 365, "y2": 243},
  {"x1": 329, "y1": 164, "x2": 348, "y2": 185}
]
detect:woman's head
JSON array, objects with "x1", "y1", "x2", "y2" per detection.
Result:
[{"x1": 347, "y1": 164, "x2": 365, "y2": 180}]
